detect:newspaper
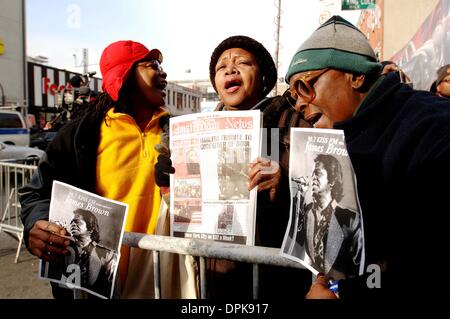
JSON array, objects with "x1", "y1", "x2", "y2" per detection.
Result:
[
  {"x1": 39, "y1": 181, "x2": 128, "y2": 299},
  {"x1": 281, "y1": 128, "x2": 365, "y2": 281},
  {"x1": 169, "y1": 110, "x2": 261, "y2": 245}
]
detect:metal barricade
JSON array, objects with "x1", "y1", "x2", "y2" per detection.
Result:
[
  {"x1": 0, "y1": 160, "x2": 38, "y2": 263},
  {"x1": 122, "y1": 232, "x2": 306, "y2": 299},
  {"x1": 0, "y1": 159, "x2": 305, "y2": 297}
]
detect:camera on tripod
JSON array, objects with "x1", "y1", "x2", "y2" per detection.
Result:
[{"x1": 55, "y1": 71, "x2": 97, "y2": 119}]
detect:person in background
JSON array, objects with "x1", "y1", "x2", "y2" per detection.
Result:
[
  {"x1": 380, "y1": 60, "x2": 398, "y2": 75},
  {"x1": 285, "y1": 15, "x2": 450, "y2": 298},
  {"x1": 435, "y1": 64, "x2": 450, "y2": 98},
  {"x1": 68, "y1": 75, "x2": 85, "y2": 89},
  {"x1": 67, "y1": 75, "x2": 93, "y2": 120},
  {"x1": 380, "y1": 60, "x2": 413, "y2": 87},
  {"x1": 19, "y1": 40, "x2": 197, "y2": 299}
]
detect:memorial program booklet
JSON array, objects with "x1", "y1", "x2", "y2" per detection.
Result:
[
  {"x1": 169, "y1": 110, "x2": 261, "y2": 245},
  {"x1": 39, "y1": 181, "x2": 128, "y2": 299},
  {"x1": 281, "y1": 128, "x2": 365, "y2": 280}
]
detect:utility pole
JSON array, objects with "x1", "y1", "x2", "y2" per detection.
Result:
[
  {"x1": 73, "y1": 48, "x2": 89, "y2": 73},
  {"x1": 82, "y1": 48, "x2": 88, "y2": 74},
  {"x1": 0, "y1": 82, "x2": 5, "y2": 106},
  {"x1": 274, "y1": 0, "x2": 282, "y2": 96}
]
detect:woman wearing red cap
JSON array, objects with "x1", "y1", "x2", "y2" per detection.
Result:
[{"x1": 19, "y1": 40, "x2": 196, "y2": 299}]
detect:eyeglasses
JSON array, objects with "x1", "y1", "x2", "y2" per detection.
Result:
[
  {"x1": 283, "y1": 89, "x2": 298, "y2": 109},
  {"x1": 137, "y1": 60, "x2": 163, "y2": 72},
  {"x1": 289, "y1": 68, "x2": 330, "y2": 104}
]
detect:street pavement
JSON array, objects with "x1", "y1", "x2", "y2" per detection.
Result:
[{"x1": 0, "y1": 231, "x2": 53, "y2": 299}]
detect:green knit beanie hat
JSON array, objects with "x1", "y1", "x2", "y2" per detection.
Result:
[{"x1": 285, "y1": 15, "x2": 382, "y2": 83}]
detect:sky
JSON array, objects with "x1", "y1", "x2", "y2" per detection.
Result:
[{"x1": 26, "y1": 0, "x2": 361, "y2": 82}]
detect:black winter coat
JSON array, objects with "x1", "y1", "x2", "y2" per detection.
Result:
[
  {"x1": 20, "y1": 111, "x2": 103, "y2": 246},
  {"x1": 336, "y1": 73, "x2": 450, "y2": 298}
]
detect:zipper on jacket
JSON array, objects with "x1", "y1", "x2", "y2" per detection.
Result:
[{"x1": 141, "y1": 132, "x2": 148, "y2": 158}]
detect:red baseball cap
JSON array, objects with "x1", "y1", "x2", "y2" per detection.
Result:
[{"x1": 100, "y1": 40, "x2": 163, "y2": 101}]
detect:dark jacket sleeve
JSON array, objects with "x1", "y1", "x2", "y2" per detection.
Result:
[
  {"x1": 338, "y1": 272, "x2": 388, "y2": 299},
  {"x1": 18, "y1": 154, "x2": 52, "y2": 247},
  {"x1": 19, "y1": 120, "x2": 80, "y2": 248},
  {"x1": 255, "y1": 171, "x2": 291, "y2": 248},
  {"x1": 255, "y1": 95, "x2": 311, "y2": 249}
]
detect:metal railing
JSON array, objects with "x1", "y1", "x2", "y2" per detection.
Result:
[
  {"x1": 0, "y1": 159, "x2": 306, "y2": 298},
  {"x1": 122, "y1": 232, "x2": 306, "y2": 299},
  {"x1": 0, "y1": 160, "x2": 38, "y2": 263}
]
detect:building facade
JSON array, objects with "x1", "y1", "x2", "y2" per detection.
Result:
[
  {"x1": 27, "y1": 61, "x2": 102, "y2": 124},
  {"x1": 165, "y1": 82, "x2": 202, "y2": 116},
  {"x1": 357, "y1": 0, "x2": 445, "y2": 90},
  {"x1": 358, "y1": 0, "x2": 440, "y2": 61},
  {"x1": 171, "y1": 79, "x2": 219, "y2": 112},
  {"x1": 0, "y1": 0, "x2": 26, "y2": 109}
]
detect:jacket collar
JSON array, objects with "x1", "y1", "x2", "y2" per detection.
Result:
[{"x1": 334, "y1": 72, "x2": 407, "y2": 132}]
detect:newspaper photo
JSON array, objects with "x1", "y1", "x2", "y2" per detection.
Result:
[
  {"x1": 169, "y1": 110, "x2": 261, "y2": 245},
  {"x1": 281, "y1": 128, "x2": 365, "y2": 280},
  {"x1": 39, "y1": 181, "x2": 128, "y2": 299}
]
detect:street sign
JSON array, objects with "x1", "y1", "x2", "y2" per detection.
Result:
[{"x1": 342, "y1": 0, "x2": 376, "y2": 10}]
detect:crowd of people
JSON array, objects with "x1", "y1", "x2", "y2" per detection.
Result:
[{"x1": 18, "y1": 15, "x2": 450, "y2": 300}]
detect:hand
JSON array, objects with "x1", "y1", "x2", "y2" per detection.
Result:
[
  {"x1": 381, "y1": 63, "x2": 398, "y2": 75},
  {"x1": 248, "y1": 157, "x2": 281, "y2": 202},
  {"x1": 155, "y1": 154, "x2": 175, "y2": 187},
  {"x1": 305, "y1": 273, "x2": 338, "y2": 299},
  {"x1": 28, "y1": 220, "x2": 70, "y2": 262}
]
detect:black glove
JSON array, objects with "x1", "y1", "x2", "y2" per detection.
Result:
[{"x1": 155, "y1": 154, "x2": 175, "y2": 187}]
